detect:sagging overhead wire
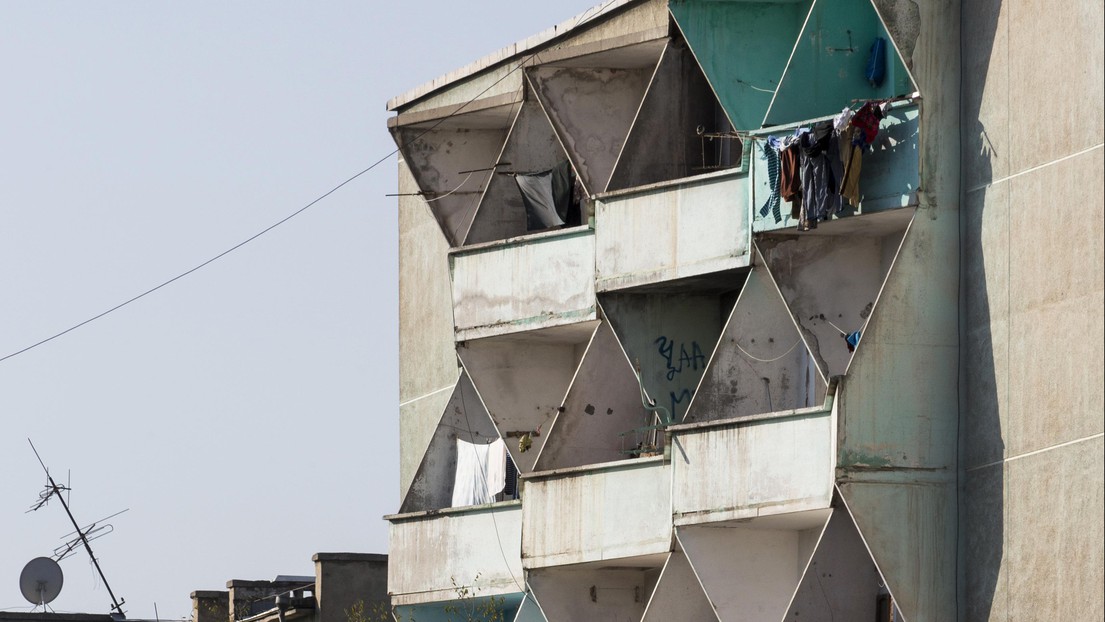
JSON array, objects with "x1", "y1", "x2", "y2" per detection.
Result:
[{"x1": 0, "y1": 0, "x2": 622, "y2": 366}]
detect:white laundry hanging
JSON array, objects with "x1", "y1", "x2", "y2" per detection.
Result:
[{"x1": 452, "y1": 437, "x2": 507, "y2": 507}]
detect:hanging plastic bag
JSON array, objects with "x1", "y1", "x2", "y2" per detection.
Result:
[{"x1": 865, "y1": 37, "x2": 887, "y2": 87}]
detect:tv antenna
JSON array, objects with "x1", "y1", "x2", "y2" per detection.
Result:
[
  {"x1": 19, "y1": 557, "x2": 64, "y2": 610},
  {"x1": 26, "y1": 439, "x2": 127, "y2": 617}
]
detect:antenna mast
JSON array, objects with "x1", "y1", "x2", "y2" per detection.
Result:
[{"x1": 27, "y1": 439, "x2": 127, "y2": 618}]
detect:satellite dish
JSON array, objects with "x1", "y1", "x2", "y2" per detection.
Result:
[{"x1": 20, "y1": 557, "x2": 64, "y2": 606}]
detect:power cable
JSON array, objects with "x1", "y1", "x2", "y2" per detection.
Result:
[{"x1": 0, "y1": 0, "x2": 621, "y2": 366}]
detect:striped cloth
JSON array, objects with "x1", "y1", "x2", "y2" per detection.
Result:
[{"x1": 759, "y1": 144, "x2": 782, "y2": 222}]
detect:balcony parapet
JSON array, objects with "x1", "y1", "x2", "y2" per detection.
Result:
[
  {"x1": 386, "y1": 501, "x2": 523, "y2": 606},
  {"x1": 594, "y1": 168, "x2": 751, "y2": 292},
  {"x1": 669, "y1": 403, "x2": 835, "y2": 527},
  {"x1": 450, "y1": 226, "x2": 596, "y2": 341},
  {"x1": 520, "y1": 455, "x2": 671, "y2": 569}
]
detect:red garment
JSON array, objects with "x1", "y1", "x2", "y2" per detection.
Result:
[{"x1": 850, "y1": 101, "x2": 884, "y2": 145}]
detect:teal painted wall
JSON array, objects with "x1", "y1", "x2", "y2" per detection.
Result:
[{"x1": 670, "y1": 0, "x2": 813, "y2": 131}]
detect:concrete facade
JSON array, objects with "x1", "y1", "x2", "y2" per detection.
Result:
[{"x1": 390, "y1": 1, "x2": 1103, "y2": 620}]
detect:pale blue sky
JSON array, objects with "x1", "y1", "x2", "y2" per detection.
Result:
[{"x1": 0, "y1": 2, "x2": 598, "y2": 618}]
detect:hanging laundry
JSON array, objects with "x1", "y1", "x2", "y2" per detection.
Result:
[
  {"x1": 451, "y1": 437, "x2": 507, "y2": 507},
  {"x1": 778, "y1": 142, "x2": 803, "y2": 220},
  {"x1": 515, "y1": 160, "x2": 578, "y2": 232},
  {"x1": 798, "y1": 122, "x2": 839, "y2": 229},
  {"x1": 833, "y1": 107, "x2": 855, "y2": 132},
  {"x1": 838, "y1": 125, "x2": 863, "y2": 207},
  {"x1": 850, "y1": 101, "x2": 885, "y2": 146},
  {"x1": 759, "y1": 144, "x2": 781, "y2": 221}
]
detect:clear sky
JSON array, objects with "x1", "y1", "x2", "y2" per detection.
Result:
[{"x1": 0, "y1": 2, "x2": 598, "y2": 618}]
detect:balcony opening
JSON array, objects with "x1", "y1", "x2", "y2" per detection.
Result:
[
  {"x1": 458, "y1": 322, "x2": 599, "y2": 474},
  {"x1": 527, "y1": 40, "x2": 666, "y2": 195},
  {"x1": 785, "y1": 500, "x2": 900, "y2": 622},
  {"x1": 677, "y1": 509, "x2": 832, "y2": 622},
  {"x1": 684, "y1": 259, "x2": 828, "y2": 424},
  {"x1": 598, "y1": 269, "x2": 747, "y2": 424},
  {"x1": 755, "y1": 208, "x2": 912, "y2": 379},
  {"x1": 465, "y1": 100, "x2": 582, "y2": 245},
  {"x1": 399, "y1": 372, "x2": 514, "y2": 514},
  {"x1": 533, "y1": 322, "x2": 655, "y2": 471},
  {"x1": 391, "y1": 104, "x2": 516, "y2": 247},
  {"x1": 606, "y1": 35, "x2": 741, "y2": 192},
  {"x1": 527, "y1": 556, "x2": 665, "y2": 622}
]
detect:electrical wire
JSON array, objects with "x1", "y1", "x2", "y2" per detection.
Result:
[
  {"x1": 733, "y1": 338, "x2": 803, "y2": 363},
  {"x1": 0, "y1": 0, "x2": 621, "y2": 367}
]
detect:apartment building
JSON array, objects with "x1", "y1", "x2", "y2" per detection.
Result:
[{"x1": 387, "y1": 1, "x2": 1103, "y2": 620}]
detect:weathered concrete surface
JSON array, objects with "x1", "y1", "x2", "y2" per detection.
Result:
[
  {"x1": 393, "y1": 116, "x2": 511, "y2": 247},
  {"x1": 387, "y1": 503, "x2": 523, "y2": 606},
  {"x1": 595, "y1": 170, "x2": 751, "y2": 291},
  {"x1": 960, "y1": 0, "x2": 1104, "y2": 615},
  {"x1": 451, "y1": 228, "x2": 596, "y2": 341},
  {"x1": 521, "y1": 457, "x2": 671, "y2": 568},
  {"x1": 640, "y1": 551, "x2": 717, "y2": 622},
  {"x1": 685, "y1": 265, "x2": 825, "y2": 424},
  {"x1": 607, "y1": 39, "x2": 722, "y2": 191},
  {"x1": 529, "y1": 65, "x2": 653, "y2": 195},
  {"x1": 398, "y1": 158, "x2": 462, "y2": 502},
  {"x1": 313, "y1": 553, "x2": 389, "y2": 622},
  {"x1": 535, "y1": 322, "x2": 649, "y2": 471},
  {"x1": 466, "y1": 101, "x2": 569, "y2": 245},
  {"x1": 670, "y1": 409, "x2": 834, "y2": 525}
]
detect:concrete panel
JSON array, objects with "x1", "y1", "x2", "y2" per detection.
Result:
[
  {"x1": 458, "y1": 324, "x2": 595, "y2": 473},
  {"x1": 764, "y1": 0, "x2": 916, "y2": 127},
  {"x1": 595, "y1": 170, "x2": 752, "y2": 291},
  {"x1": 521, "y1": 458, "x2": 671, "y2": 568},
  {"x1": 466, "y1": 101, "x2": 570, "y2": 245},
  {"x1": 669, "y1": 0, "x2": 813, "y2": 131},
  {"x1": 836, "y1": 477, "x2": 955, "y2": 622},
  {"x1": 1003, "y1": 436, "x2": 1105, "y2": 619},
  {"x1": 529, "y1": 65, "x2": 653, "y2": 195},
  {"x1": 398, "y1": 158, "x2": 463, "y2": 501},
  {"x1": 536, "y1": 322, "x2": 654, "y2": 471},
  {"x1": 393, "y1": 119, "x2": 511, "y2": 247},
  {"x1": 1007, "y1": 0, "x2": 1105, "y2": 173},
  {"x1": 528, "y1": 565, "x2": 656, "y2": 622},
  {"x1": 641, "y1": 551, "x2": 718, "y2": 622},
  {"x1": 608, "y1": 40, "x2": 728, "y2": 191},
  {"x1": 685, "y1": 266, "x2": 825, "y2": 424},
  {"x1": 1003, "y1": 151, "x2": 1105, "y2": 456},
  {"x1": 399, "y1": 386, "x2": 456, "y2": 509},
  {"x1": 401, "y1": 62, "x2": 525, "y2": 117},
  {"x1": 784, "y1": 508, "x2": 882, "y2": 621},
  {"x1": 451, "y1": 229, "x2": 597, "y2": 341},
  {"x1": 678, "y1": 518, "x2": 824, "y2": 622},
  {"x1": 758, "y1": 226, "x2": 907, "y2": 379},
  {"x1": 400, "y1": 373, "x2": 502, "y2": 514},
  {"x1": 600, "y1": 290, "x2": 738, "y2": 422},
  {"x1": 670, "y1": 410, "x2": 834, "y2": 525},
  {"x1": 388, "y1": 503, "x2": 523, "y2": 606}
]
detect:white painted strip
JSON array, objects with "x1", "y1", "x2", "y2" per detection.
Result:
[
  {"x1": 965, "y1": 432, "x2": 1104, "y2": 472},
  {"x1": 967, "y1": 143, "x2": 1104, "y2": 194},
  {"x1": 398, "y1": 384, "x2": 454, "y2": 408}
]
